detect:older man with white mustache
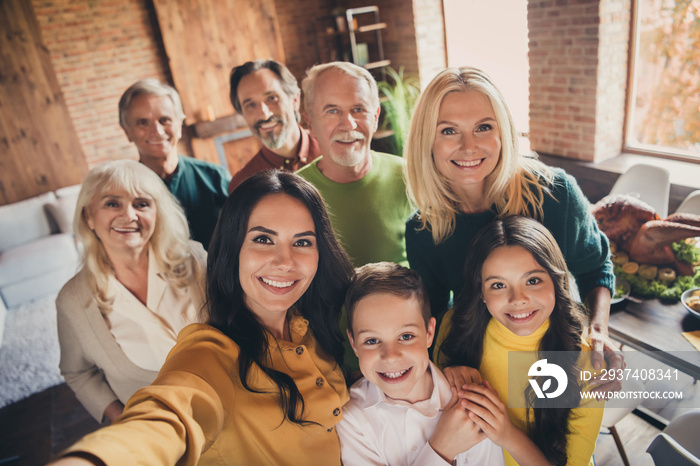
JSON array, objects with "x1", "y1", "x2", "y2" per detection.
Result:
[{"x1": 297, "y1": 62, "x2": 412, "y2": 269}]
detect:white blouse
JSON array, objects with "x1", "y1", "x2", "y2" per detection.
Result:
[{"x1": 103, "y1": 248, "x2": 201, "y2": 371}]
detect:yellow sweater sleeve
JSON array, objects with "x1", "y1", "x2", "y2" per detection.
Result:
[{"x1": 565, "y1": 344, "x2": 605, "y2": 466}]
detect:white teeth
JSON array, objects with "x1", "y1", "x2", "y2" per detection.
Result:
[
  {"x1": 381, "y1": 369, "x2": 409, "y2": 379},
  {"x1": 113, "y1": 228, "x2": 138, "y2": 232},
  {"x1": 261, "y1": 277, "x2": 295, "y2": 288},
  {"x1": 260, "y1": 121, "x2": 277, "y2": 129},
  {"x1": 509, "y1": 311, "x2": 535, "y2": 319},
  {"x1": 333, "y1": 131, "x2": 365, "y2": 143},
  {"x1": 453, "y1": 159, "x2": 482, "y2": 167}
]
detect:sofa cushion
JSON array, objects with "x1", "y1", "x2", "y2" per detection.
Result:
[
  {"x1": 0, "y1": 263, "x2": 79, "y2": 309},
  {"x1": 46, "y1": 197, "x2": 77, "y2": 234},
  {"x1": 0, "y1": 192, "x2": 57, "y2": 253},
  {"x1": 46, "y1": 184, "x2": 81, "y2": 234},
  {"x1": 55, "y1": 184, "x2": 82, "y2": 200},
  {"x1": 0, "y1": 233, "x2": 79, "y2": 287}
]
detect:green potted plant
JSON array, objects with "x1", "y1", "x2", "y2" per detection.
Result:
[{"x1": 377, "y1": 66, "x2": 420, "y2": 156}]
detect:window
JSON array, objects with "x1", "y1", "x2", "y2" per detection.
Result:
[
  {"x1": 442, "y1": 0, "x2": 529, "y2": 139},
  {"x1": 625, "y1": 0, "x2": 699, "y2": 160}
]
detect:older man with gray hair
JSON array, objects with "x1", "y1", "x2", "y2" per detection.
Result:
[
  {"x1": 118, "y1": 79, "x2": 230, "y2": 250},
  {"x1": 297, "y1": 62, "x2": 412, "y2": 268}
]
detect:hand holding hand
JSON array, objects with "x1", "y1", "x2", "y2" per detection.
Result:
[
  {"x1": 458, "y1": 381, "x2": 515, "y2": 448},
  {"x1": 443, "y1": 366, "x2": 482, "y2": 390},
  {"x1": 429, "y1": 387, "x2": 486, "y2": 462}
]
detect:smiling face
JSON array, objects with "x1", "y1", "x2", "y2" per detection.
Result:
[
  {"x1": 481, "y1": 245, "x2": 556, "y2": 336},
  {"x1": 432, "y1": 90, "x2": 502, "y2": 202},
  {"x1": 307, "y1": 69, "x2": 380, "y2": 170},
  {"x1": 85, "y1": 189, "x2": 157, "y2": 258},
  {"x1": 122, "y1": 94, "x2": 182, "y2": 165},
  {"x1": 237, "y1": 69, "x2": 300, "y2": 151},
  {"x1": 348, "y1": 293, "x2": 436, "y2": 403},
  {"x1": 238, "y1": 193, "x2": 319, "y2": 331}
]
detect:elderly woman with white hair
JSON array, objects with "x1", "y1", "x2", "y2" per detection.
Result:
[{"x1": 56, "y1": 159, "x2": 206, "y2": 423}]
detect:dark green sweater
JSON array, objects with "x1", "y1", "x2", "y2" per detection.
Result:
[
  {"x1": 165, "y1": 155, "x2": 231, "y2": 251},
  {"x1": 406, "y1": 168, "x2": 614, "y2": 319}
]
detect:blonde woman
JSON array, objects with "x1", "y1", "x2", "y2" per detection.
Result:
[
  {"x1": 57, "y1": 160, "x2": 206, "y2": 423},
  {"x1": 404, "y1": 66, "x2": 616, "y2": 369}
]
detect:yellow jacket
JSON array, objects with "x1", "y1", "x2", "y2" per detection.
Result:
[{"x1": 61, "y1": 314, "x2": 349, "y2": 465}]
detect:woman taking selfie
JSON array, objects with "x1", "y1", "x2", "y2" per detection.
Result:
[
  {"x1": 54, "y1": 170, "x2": 354, "y2": 465},
  {"x1": 57, "y1": 160, "x2": 206, "y2": 423},
  {"x1": 404, "y1": 66, "x2": 615, "y2": 363}
]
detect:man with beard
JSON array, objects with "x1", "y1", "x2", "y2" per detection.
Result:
[
  {"x1": 228, "y1": 60, "x2": 322, "y2": 192},
  {"x1": 119, "y1": 79, "x2": 231, "y2": 250},
  {"x1": 297, "y1": 62, "x2": 412, "y2": 267}
]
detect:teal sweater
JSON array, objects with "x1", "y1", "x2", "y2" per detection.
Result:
[
  {"x1": 406, "y1": 168, "x2": 614, "y2": 319},
  {"x1": 166, "y1": 155, "x2": 230, "y2": 250}
]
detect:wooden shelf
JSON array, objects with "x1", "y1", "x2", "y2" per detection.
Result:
[
  {"x1": 363, "y1": 59, "x2": 390, "y2": 70},
  {"x1": 356, "y1": 22, "x2": 387, "y2": 33}
]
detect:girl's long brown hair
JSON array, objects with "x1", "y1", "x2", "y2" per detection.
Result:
[{"x1": 438, "y1": 216, "x2": 587, "y2": 465}]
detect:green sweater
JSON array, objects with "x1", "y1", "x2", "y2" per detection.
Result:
[
  {"x1": 298, "y1": 151, "x2": 413, "y2": 267},
  {"x1": 406, "y1": 168, "x2": 614, "y2": 319}
]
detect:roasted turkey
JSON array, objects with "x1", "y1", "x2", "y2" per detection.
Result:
[{"x1": 591, "y1": 194, "x2": 700, "y2": 275}]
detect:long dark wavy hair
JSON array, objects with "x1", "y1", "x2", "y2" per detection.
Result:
[
  {"x1": 438, "y1": 216, "x2": 587, "y2": 465},
  {"x1": 206, "y1": 170, "x2": 354, "y2": 425}
]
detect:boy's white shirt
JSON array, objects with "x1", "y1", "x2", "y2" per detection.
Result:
[{"x1": 337, "y1": 362, "x2": 505, "y2": 466}]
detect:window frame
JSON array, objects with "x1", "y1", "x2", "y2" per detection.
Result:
[{"x1": 623, "y1": 0, "x2": 699, "y2": 164}]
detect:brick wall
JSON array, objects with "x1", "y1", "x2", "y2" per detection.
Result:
[
  {"x1": 273, "y1": 0, "x2": 334, "y2": 81},
  {"x1": 528, "y1": 0, "x2": 630, "y2": 162},
  {"x1": 32, "y1": 0, "x2": 170, "y2": 168},
  {"x1": 31, "y1": 0, "x2": 442, "y2": 169}
]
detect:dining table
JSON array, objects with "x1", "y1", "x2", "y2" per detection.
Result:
[
  {"x1": 608, "y1": 297, "x2": 700, "y2": 379},
  {"x1": 608, "y1": 296, "x2": 700, "y2": 427}
]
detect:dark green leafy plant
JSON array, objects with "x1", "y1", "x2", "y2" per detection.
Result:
[{"x1": 377, "y1": 67, "x2": 420, "y2": 156}]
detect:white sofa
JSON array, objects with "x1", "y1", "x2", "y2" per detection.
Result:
[{"x1": 0, "y1": 185, "x2": 81, "y2": 324}]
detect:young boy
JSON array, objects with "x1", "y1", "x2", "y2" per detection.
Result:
[{"x1": 336, "y1": 262, "x2": 504, "y2": 465}]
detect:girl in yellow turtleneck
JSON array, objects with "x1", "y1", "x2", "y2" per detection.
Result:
[{"x1": 435, "y1": 216, "x2": 606, "y2": 466}]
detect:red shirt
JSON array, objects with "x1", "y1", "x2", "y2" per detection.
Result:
[{"x1": 228, "y1": 126, "x2": 322, "y2": 193}]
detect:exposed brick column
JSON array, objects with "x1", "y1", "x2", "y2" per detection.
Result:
[
  {"x1": 412, "y1": 0, "x2": 447, "y2": 87},
  {"x1": 33, "y1": 0, "x2": 170, "y2": 167},
  {"x1": 528, "y1": 0, "x2": 630, "y2": 162},
  {"x1": 595, "y1": 0, "x2": 631, "y2": 160}
]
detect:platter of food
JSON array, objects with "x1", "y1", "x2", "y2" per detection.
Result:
[{"x1": 592, "y1": 195, "x2": 700, "y2": 302}]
